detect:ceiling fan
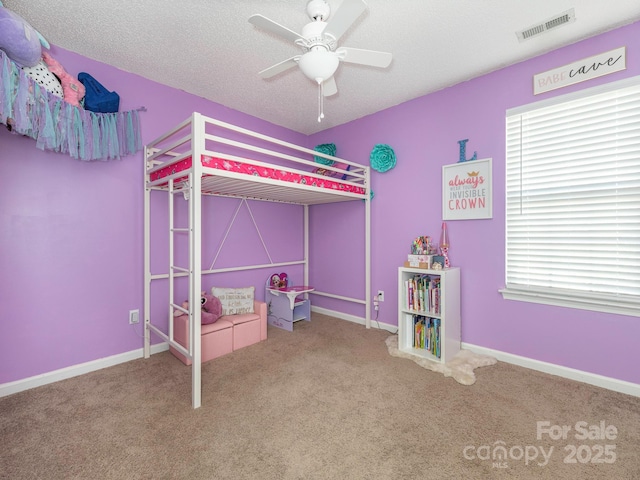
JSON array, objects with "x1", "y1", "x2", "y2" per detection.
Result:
[{"x1": 249, "y1": 0, "x2": 393, "y2": 122}]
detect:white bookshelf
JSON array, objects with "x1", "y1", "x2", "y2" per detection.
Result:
[{"x1": 397, "y1": 266, "x2": 460, "y2": 364}]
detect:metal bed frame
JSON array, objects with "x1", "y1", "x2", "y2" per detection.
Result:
[{"x1": 143, "y1": 112, "x2": 371, "y2": 408}]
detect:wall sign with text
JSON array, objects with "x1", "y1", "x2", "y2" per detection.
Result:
[
  {"x1": 442, "y1": 158, "x2": 492, "y2": 220},
  {"x1": 533, "y1": 47, "x2": 626, "y2": 95}
]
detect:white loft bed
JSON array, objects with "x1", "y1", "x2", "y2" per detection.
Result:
[{"x1": 143, "y1": 112, "x2": 371, "y2": 408}]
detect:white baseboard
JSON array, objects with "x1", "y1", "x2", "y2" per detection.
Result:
[
  {"x1": 313, "y1": 307, "x2": 639, "y2": 397},
  {"x1": 462, "y1": 342, "x2": 640, "y2": 398},
  {"x1": 0, "y1": 343, "x2": 169, "y2": 398},
  {"x1": 311, "y1": 306, "x2": 398, "y2": 333},
  {"x1": 5, "y1": 318, "x2": 637, "y2": 400}
]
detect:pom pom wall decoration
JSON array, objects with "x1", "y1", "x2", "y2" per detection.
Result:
[
  {"x1": 313, "y1": 143, "x2": 336, "y2": 165},
  {"x1": 370, "y1": 144, "x2": 396, "y2": 172}
]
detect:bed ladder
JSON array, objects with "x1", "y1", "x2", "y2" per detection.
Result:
[
  {"x1": 144, "y1": 173, "x2": 203, "y2": 409},
  {"x1": 144, "y1": 113, "x2": 205, "y2": 409},
  {"x1": 168, "y1": 173, "x2": 202, "y2": 408}
]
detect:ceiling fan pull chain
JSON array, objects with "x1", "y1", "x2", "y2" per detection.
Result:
[{"x1": 317, "y1": 81, "x2": 324, "y2": 122}]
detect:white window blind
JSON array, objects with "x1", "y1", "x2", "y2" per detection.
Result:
[{"x1": 503, "y1": 77, "x2": 640, "y2": 316}]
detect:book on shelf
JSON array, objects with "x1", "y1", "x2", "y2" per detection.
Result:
[
  {"x1": 412, "y1": 315, "x2": 441, "y2": 357},
  {"x1": 404, "y1": 274, "x2": 440, "y2": 314}
]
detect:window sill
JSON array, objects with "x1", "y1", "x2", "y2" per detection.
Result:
[{"x1": 499, "y1": 286, "x2": 640, "y2": 317}]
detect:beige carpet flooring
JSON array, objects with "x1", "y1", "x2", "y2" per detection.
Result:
[{"x1": 1, "y1": 313, "x2": 639, "y2": 479}]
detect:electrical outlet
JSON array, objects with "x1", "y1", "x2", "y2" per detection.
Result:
[
  {"x1": 377, "y1": 290, "x2": 384, "y2": 302},
  {"x1": 129, "y1": 309, "x2": 139, "y2": 324}
]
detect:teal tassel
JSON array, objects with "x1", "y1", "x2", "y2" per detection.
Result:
[
  {"x1": 32, "y1": 83, "x2": 44, "y2": 139},
  {"x1": 83, "y1": 111, "x2": 91, "y2": 159},
  {"x1": 90, "y1": 112, "x2": 98, "y2": 159},
  {"x1": 52, "y1": 99, "x2": 63, "y2": 152},
  {"x1": 3, "y1": 54, "x2": 20, "y2": 125},
  {"x1": 14, "y1": 72, "x2": 30, "y2": 133},
  {"x1": 133, "y1": 110, "x2": 142, "y2": 151},
  {"x1": 117, "y1": 112, "x2": 126, "y2": 157},
  {"x1": 62, "y1": 102, "x2": 78, "y2": 159},
  {"x1": 36, "y1": 96, "x2": 56, "y2": 151},
  {"x1": 99, "y1": 114, "x2": 108, "y2": 159},
  {"x1": 1, "y1": 53, "x2": 13, "y2": 123},
  {"x1": 74, "y1": 105, "x2": 84, "y2": 159},
  {"x1": 107, "y1": 113, "x2": 118, "y2": 159},
  {"x1": 126, "y1": 111, "x2": 135, "y2": 154}
]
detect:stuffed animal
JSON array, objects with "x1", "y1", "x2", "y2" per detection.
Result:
[
  {"x1": 174, "y1": 292, "x2": 222, "y2": 325},
  {"x1": 270, "y1": 272, "x2": 288, "y2": 289},
  {"x1": 22, "y1": 58, "x2": 64, "y2": 98},
  {"x1": 0, "y1": 1, "x2": 49, "y2": 67},
  {"x1": 200, "y1": 293, "x2": 222, "y2": 324},
  {"x1": 42, "y1": 52, "x2": 85, "y2": 107}
]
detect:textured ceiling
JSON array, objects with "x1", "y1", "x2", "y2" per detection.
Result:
[{"x1": 4, "y1": 0, "x2": 640, "y2": 134}]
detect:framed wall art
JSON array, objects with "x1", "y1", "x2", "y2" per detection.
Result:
[{"x1": 442, "y1": 158, "x2": 492, "y2": 220}]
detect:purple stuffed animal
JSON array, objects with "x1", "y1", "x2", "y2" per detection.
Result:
[
  {"x1": 0, "y1": 2, "x2": 49, "y2": 67},
  {"x1": 200, "y1": 293, "x2": 222, "y2": 325},
  {"x1": 174, "y1": 292, "x2": 222, "y2": 325}
]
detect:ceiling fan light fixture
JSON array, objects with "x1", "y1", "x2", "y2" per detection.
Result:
[
  {"x1": 249, "y1": 0, "x2": 392, "y2": 122},
  {"x1": 298, "y1": 50, "x2": 339, "y2": 84}
]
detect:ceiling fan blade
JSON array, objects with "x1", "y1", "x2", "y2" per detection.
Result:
[
  {"x1": 336, "y1": 47, "x2": 392, "y2": 68},
  {"x1": 258, "y1": 56, "x2": 300, "y2": 79},
  {"x1": 323, "y1": 76, "x2": 338, "y2": 97},
  {"x1": 249, "y1": 14, "x2": 305, "y2": 43},
  {"x1": 323, "y1": 0, "x2": 367, "y2": 42}
]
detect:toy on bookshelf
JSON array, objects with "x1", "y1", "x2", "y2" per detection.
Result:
[
  {"x1": 406, "y1": 235, "x2": 440, "y2": 268},
  {"x1": 439, "y1": 222, "x2": 451, "y2": 268},
  {"x1": 411, "y1": 236, "x2": 434, "y2": 255}
]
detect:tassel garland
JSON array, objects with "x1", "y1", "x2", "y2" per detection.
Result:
[{"x1": 0, "y1": 50, "x2": 142, "y2": 161}]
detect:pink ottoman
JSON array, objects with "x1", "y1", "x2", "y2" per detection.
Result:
[
  {"x1": 222, "y1": 313, "x2": 262, "y2": 351},
  {"x1": 170, "y1": 316, "x2": 233, "y2": 366}
]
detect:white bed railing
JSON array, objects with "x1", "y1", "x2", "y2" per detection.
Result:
[{"x1": 145, "y1": 113, "x2": 368, "y2": 195}]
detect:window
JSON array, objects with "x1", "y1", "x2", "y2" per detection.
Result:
[{"x1": 502, "y1": 76, "x2": 640, "y2": 316}]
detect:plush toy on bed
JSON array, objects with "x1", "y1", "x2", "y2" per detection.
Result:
[
  {"x1": 173, "y1": 292, "x2": 222, "y2": 325},
  {"x1": 0, "y1": 1, "x2": 49, "y2": 67}
]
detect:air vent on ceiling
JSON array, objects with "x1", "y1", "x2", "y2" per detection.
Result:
[{"x1": 516, "y1": 8, "x2": 576, "y2": 42}]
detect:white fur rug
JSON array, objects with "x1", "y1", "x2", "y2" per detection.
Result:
[{"x1": 385, "y1": 335, "x2": 497, "y2": 385}]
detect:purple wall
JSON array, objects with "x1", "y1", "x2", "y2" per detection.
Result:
[
  {"x1": 2, "y1": 21, "x2": 639, "y2": 387},
  {"x1": 0, "y1": 47, "x2": 306, "y2": 384},
  {"x1": 309, "y1": 21, "x2": 640, "y2": 384}
]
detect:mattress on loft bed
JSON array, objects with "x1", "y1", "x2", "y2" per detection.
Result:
[{"x1": 149, "y1": 155, "x2": 366, "y2": 196}]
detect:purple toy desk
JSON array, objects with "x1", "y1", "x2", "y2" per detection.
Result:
[{"x1": 265, "y1": 285, "x2": 314, "y2": 332}]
